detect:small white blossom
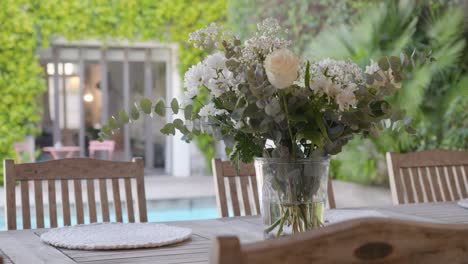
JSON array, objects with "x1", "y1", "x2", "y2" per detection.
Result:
[
  {"x1": 365, "y1": 59, "x2": 380, "y2": 74},
  {"x1": 310, "y1": 76, "x2": 339, "y2": 97},
  {"x1": 204, "y1": 52, "x2": 228, "y2": 70},
  {"x1": 199, "y1": 102, "x2": 229, "y2": 117},
  {"x1": 184, "y1": 86, "x2": 199, "y2": 100},
  {"x1": 184, "y1": 62, "x2": 212, "y2": 90},
  {"x1": 312, "y1": 58, "x2": 365, "y2": 87},
  {"x1": 336, "y1": 85, "x2": 358, "y2": 111},
  {"x1": 241, "y1": 18, "x2": 291, "y2": 63}
]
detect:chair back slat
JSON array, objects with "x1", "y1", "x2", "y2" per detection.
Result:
[
  {"x1": 3, "y1": 157, "x2": 146, "y2": 230},
  {"x1": 99, "y1": 179, "x2": 110, "y2": 222},
  {"x1": 250, "y1": 176, "x2": 261, "y2": 214},
  {"x1": 4, "y1": 160, "x2": 16, "y2": 230},
  {"x1": 112, "y1": 179, "x2": 123, "y2": 222},
  {"x1": 134, "y1": 157, "x2": 147, "y2": 222},
  {"x1": 401, "y1": 168, "x2": 415, "y2": 203},
  {"x1": 212, "y1": 159, "x2": 229, "y2": 217},
  {"x1": 87, "y1": 179, "x2": 97, "y2": 223},
  {"x1": 428, "y1": 166, "x2": 443, "y2": 202},
  {"x1": 61, "y1": 180, "x2": 71, "y2": 226},
  {"x1": 387, "y1": 149, "x2": 468, "y2": 205},
  {"x1": 239, "y1": 177, "x2": 252, "y2": 216},
  {"x1": 419, "y1": 167, "x2": 433, "y2": 202},
  {"x1": 20, "y1": 181, "x2": 31, "y2": 229},
  {"x1": 408, "y1": 168, "x2": 423, "y2": 203},
  {"x1": 48, "y1": 180, "x2": 58, "y2": 228},
  {"x1": 124, "y1": 178, "x2": 135, "y2": 223},
  {"x1": 437, "y1": 166, "x2": 451, "y2": 201},
  {"x1": 228, "y1": 177, "x2": 241, "y2": 216},
  {"x1": 456, "y1": 166, "x2": 467, "y2": 197},
  {"x1": 34, "y1": 180, "x2": 44, "y2": 228},
  {"x1": 210, "y1": 218, "x2": 468, "y2": 264},
  {"x1": 73, "y1": 179, "x2": 85, "y2": 224}
]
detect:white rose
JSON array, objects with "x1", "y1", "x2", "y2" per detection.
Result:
[{"x1": 264, "y1": 49, "x2": 300, "y2": 89}]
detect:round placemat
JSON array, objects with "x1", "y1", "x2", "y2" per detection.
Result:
[
  {"x1": 40, "y1": 222, "x2": 192, "y2": 250},
  {"x1": 458, "y1": 198, "x2": 468, "y2": 209}
]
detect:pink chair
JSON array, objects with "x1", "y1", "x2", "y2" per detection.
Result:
[
  {"x1": 14, "y1": 140, "x2": 35, "y2": 163},
  {"x1": 89, "y1": 140, "x2": 115, "y2": 160}
]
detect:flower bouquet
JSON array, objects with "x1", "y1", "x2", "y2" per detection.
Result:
[{"x1": 100, "y1": 18, "x2": 430, "y2": 238}]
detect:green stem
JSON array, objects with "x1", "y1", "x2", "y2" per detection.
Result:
[{"x1": 281, "y1": 92, "x2": 295, "y2": 158}]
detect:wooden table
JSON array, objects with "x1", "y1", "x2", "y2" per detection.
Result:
[
  {"x1": 42, "y1": 146, "x2": 80, "y2": 159},
  {"x1": 0, "y1": 202, "x2": 467, "y2": 264}
]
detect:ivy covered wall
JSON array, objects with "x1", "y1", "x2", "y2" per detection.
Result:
[{"x1": 0, "y1": 0, "x2": 227, "y2": 182}]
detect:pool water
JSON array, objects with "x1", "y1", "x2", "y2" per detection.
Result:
[{"x1": 0, "y1": 197, "x2": 218, "y2": 230}]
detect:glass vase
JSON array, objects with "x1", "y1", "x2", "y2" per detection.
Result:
[{"x1": 254, "y1": 157, "x2": 330, "y2": 239}]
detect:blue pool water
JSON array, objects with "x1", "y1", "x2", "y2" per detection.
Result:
[{"x1": 0, "y1": 197, "x2": 218, "y2": 230}]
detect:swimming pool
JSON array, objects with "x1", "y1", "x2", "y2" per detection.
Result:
[{"x1": 0, "y1": 197, "x2": 218, "y2": 230}]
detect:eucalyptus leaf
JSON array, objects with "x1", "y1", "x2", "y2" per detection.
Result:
[
  {"x1": 108, "y1": 116, "x2": 120, "y2": 130},
  {"x1": 184, "y1": 104, "x2": 193, "y2": 120},
  {"x1": 101, "y1": 125, "x2": 111, "y2": 136},
  {"x1": 131, "y1": 105, "x2": 140, "y2": 120},
  {"x1": 378, "y1": 57, "x2": 389, "y2": 71},
  {"x1": 140, "y1": 97, "x2": 152, "y2": 114},
  {"x1": 160, "y1": 123, "x2": 175, "y2": 135},
  {"x1": 154, "y1": 99, "x2": 166, "y2": 117},
  {"x1": 173, "y1": 118, "x2": 184, "y2": 130},
  {"x1": 118, "y1": 109, "x2": 129, "y2": 124},
  {"x1": 171, "y1": 98, "x2": 179, "y2": 114}
]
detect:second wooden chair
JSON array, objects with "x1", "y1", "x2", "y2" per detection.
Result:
[
  {"x1": 386, "y1": 149, "x2": 468, "y2": 205},
  {"x1": 212, "y1": 159, "x2": 336, "y2": 218}
]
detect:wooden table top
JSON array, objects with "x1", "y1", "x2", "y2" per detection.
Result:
[{"x1": 0, "y1": 202, "x2": 467, "y2": 264}]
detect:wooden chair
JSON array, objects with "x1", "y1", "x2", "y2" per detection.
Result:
[
  {"x1": 3, "y1": 158, "x2": 147, "y2": 230},
  {"x1": 210, "y1": 217, "x2": 468, "y2": 264},
  {"x1": 386, "y1": 149, "x2": 468, "y2": 205},
  {"x1": 89, "y1": 140, "x2": 115, "y2": 160},
  {"x1": 212, "y1": 159, "x2": 336, "y2": 218},
  {"x1": 13, "y1": 140, "x2": 35, "y2": 163}
]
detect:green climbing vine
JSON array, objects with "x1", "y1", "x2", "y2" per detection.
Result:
[{"x1": 0, "y1": 0, "x2": 226, "y2": 183}]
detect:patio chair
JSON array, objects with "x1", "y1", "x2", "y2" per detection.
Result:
[
  {"x1": 4, "y1": 157, "x2": 147, "y2": 230},
  {"x1": 386, "y1": 149, "x2": 468, "y2": 205},
  {"x1": 212, "y1": 159, "x2": 336, "y2": 217},
  {"x1": 209, "y1": 217, "x2": 468, "y2": 264},
  {"x1": 89, "y1": 140, "x2": 115, "y2": 160}
]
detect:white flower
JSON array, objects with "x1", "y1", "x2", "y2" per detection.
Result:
[
  {"x1": 184, "y1": 62, "x2": 212, "y2": 90},
  {"x1": 204, "y1": 52, "x2": 227, "y2": 70},
  {"x1": 199, "y1": 102, "x2": 228, "y2": 117},
  {"x1": 336, "y1": 85, "x2": 358, "y2": 111},
  {"x1": 365, "y1": 59, "x2": 380, "y2": 74},
  {"x1": 312, "y1": 59, "x2": 365, "y2": 86},
  {"x1": 184, "y1": 86, "x2": 199, "y2": 100},
  {"x1": 310, "y1": 76, "x2": 339, "y2": 97},
  {"x1": 264, "y1": 49, "x2": 300, "y2": 89}
]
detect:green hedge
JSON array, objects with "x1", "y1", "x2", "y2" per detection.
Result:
[{"x1": 0, "y1": 0, "x2": 227, "y2": 184}]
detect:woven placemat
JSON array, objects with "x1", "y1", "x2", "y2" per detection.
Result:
[
  {"x1": 458, "y1": 198, "x2": 468, "y2": 209},
  {"x1": 41, "y1": 222, "x2": 192, "y2": 250}
]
